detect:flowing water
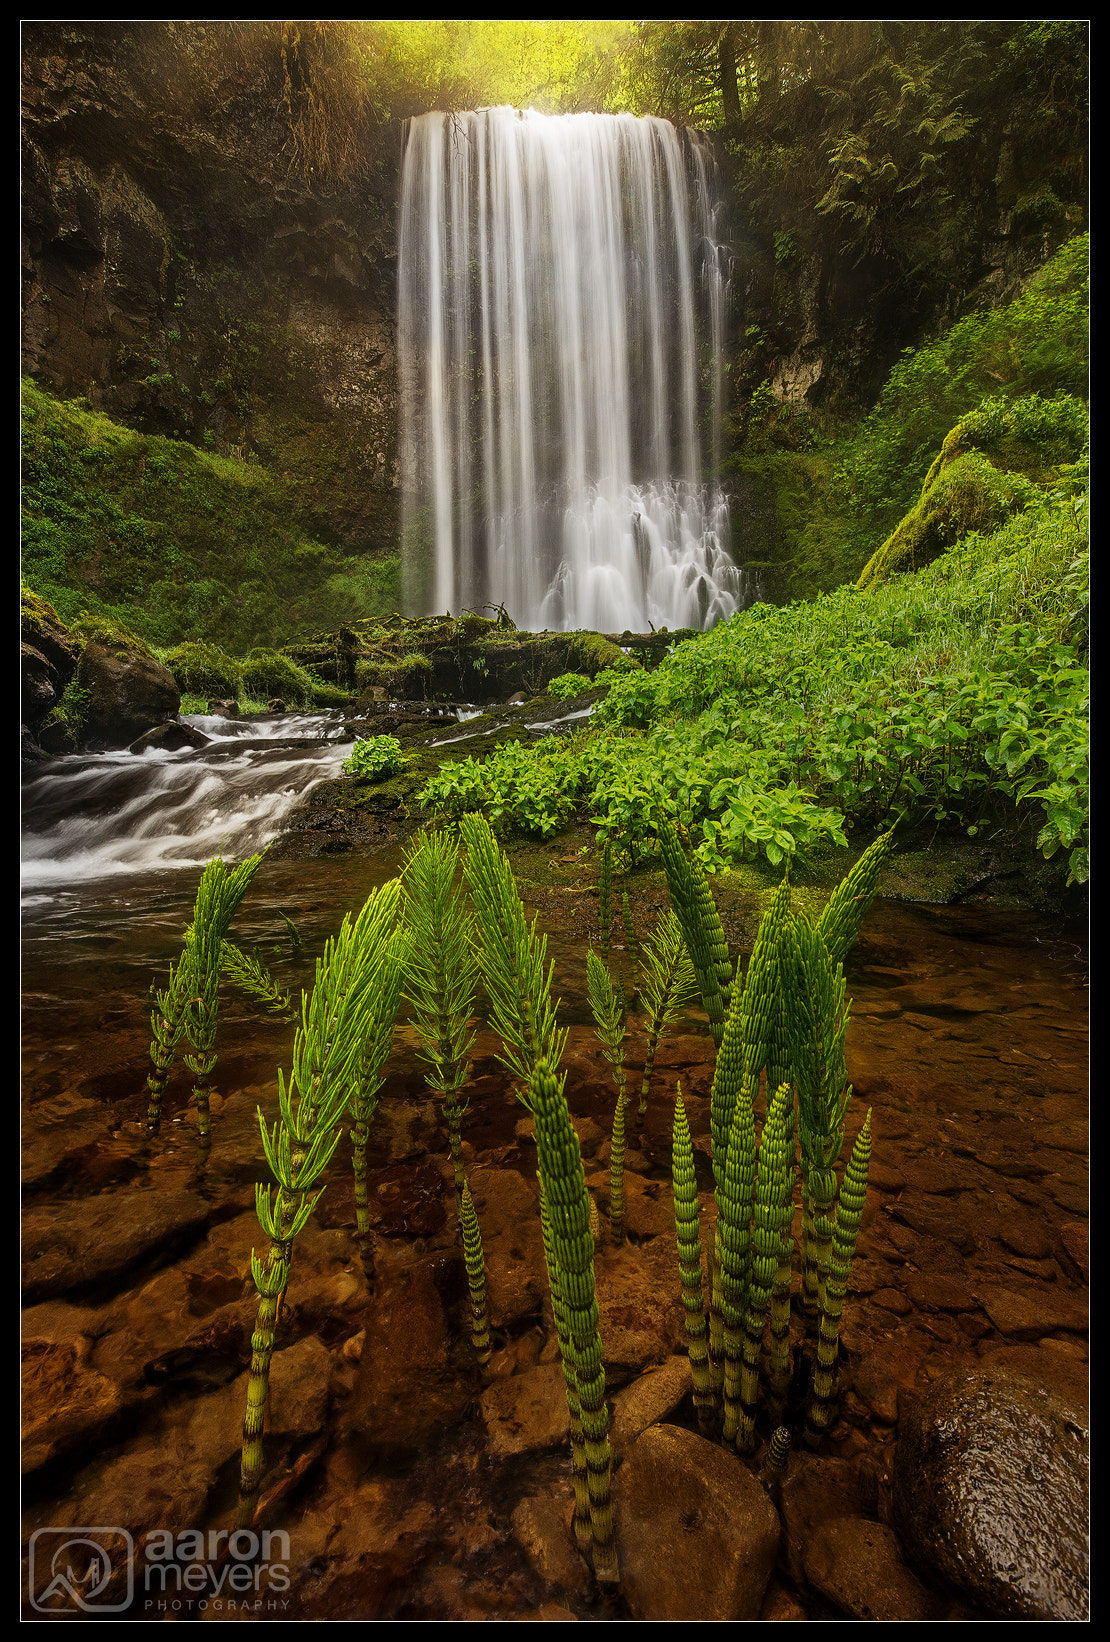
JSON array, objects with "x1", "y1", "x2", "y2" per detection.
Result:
[{"x1": 399, "y1": 108, "x2": 745, "y2": 633}]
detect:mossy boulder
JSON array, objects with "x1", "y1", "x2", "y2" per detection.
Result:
[
  {"x1": 77, "y1": 638, "x2": 180, "y2": 749},
  {"x1": 21, "y1": 586, "x2": 80, "y2": 738},
  {"x1": 858, "y1": 393, "x2": 1087, "y2": 590}
]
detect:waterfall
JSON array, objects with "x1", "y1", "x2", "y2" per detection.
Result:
[{"x1": 399, "y1": 107, "x2": 744, "y2": 634}]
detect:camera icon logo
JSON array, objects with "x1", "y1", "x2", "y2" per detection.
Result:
[{"x1": 29, "y1": 1528, "x2": 134, "y2": 1614}]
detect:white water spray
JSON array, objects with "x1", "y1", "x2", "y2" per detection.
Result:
[{"x1": 399, "y1": 107, "x2": 744, "y2": 633}]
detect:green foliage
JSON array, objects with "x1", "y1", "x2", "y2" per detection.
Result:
[
  {"x1": 733, "y1": 236, "x2": 1088, "y2": 599},
  {"x1": 20, "y1": 380, "x2": 394, "y2": 654},
  {"x1": 548, "y1": 672, "x2": 593, "y2": 700},
  {"x1": 162, "y1": 641, "x2": 244, "y2": 702},
  {"x1": 343, "y1": 736, "x2": 406, "y2": 782},
  {"x1": 240, "y1": 648, "x2": 319, "y2": 707},
  {"x1": 431, "y1": 473, "x2": 1087, "y2": 889}
]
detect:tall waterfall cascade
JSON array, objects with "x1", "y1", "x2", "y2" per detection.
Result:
[{"x1": 399, "y1": 107, "x2": 744, "y2": 634}]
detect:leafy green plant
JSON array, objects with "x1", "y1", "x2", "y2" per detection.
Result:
[
  {"x1": 343, "y1": 735, "x2": 406, "y2": 781},
  {"x1": 660, "y1": 828, "x2": 888, "y2": 1448},
  {"x1": 237, "y1": 878, "x2": 402, "y2": 1528}
]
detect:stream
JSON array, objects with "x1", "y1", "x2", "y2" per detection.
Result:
[{"x1": 21, "y1": 715, "x2": 1088, "y2": 1621}]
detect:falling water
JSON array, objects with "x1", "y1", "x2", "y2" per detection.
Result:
[{"x1": 399, "y1": 108, "x2": 744, "y2": 634}]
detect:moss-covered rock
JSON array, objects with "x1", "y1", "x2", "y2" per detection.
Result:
[{"x1": 857, "y1": 393, "x2": 1087, "y2": 591}]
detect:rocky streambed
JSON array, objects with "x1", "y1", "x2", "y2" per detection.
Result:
[{"x1": 21, "y1": 820, "x2": 1088, "y2": 1621}]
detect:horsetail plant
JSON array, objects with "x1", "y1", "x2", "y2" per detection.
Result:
[
  {"x1": 349, "y1": 923, "x2": 409, "y2": 1278},
  {"x1": 219, "y1": 942, "x2": 295, "y2": 1020},
  {"x1": 460, "y1": 1183, "x2": 491, "y2": 1378},
  {"x1": 807, "y1": 1111, "x2": 872, "y2": 1442},
  {"x1": 539, "y1": 1178, "x2": 591, "y2": 1557},
  {"x1": 598, "y1": 837, "x2": 612, "y2": 948},
  {"x1": 657, "y1": 820, "x2": 731, "y2": 1045},
  {"x1": 672, "y1": 1085, "x2": 715, "y2": 1436},
  {"x1": 586, "y1": 947, "x2": 628, "y2": 1239},
  {"x1": 145, "y1": 854, "x2": 265, "y2": 1136},
  {"x1": 635, "y1": 909, "x2": 699, "y2": 1128},
  {"x1": 236, "y1": 879, "x2": 401, "y2": 1530},
  {"x1": 460, "y1": 813, "x2": 567, "y2": 1104},
  {"x1": 736, "y1": 1080, "x2": 795, "y2": 1455},
  {"x1": 532, "y1": 1058, "x2": 619, "y2": 1588},
  {"x1": 401, "y1": 830, "x2": 479, "y2": 1199}
]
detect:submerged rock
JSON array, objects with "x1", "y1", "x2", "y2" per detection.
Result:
[
  {"x1": 613, "y1": 1424, "x2": 779, "y2": 1619},
  {"x1": 893, "y1": 1366, "x2": 1089, "y2": 1621}
]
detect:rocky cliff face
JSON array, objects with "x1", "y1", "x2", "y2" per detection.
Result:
[{"x1": 21, "y1": 21, "x2": 399, "y2": 557}]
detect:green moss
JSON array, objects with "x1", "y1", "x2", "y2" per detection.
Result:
[
  {"x1": 858, "y1": 451, "x2": 1037, "y2": 589},
  {"x1": 162, "y1": 640, "x2": 244, "y2": 699}
]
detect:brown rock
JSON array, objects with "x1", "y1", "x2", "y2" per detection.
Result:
[
  {"x1": 778, "y1": 1453, "x2": 861, "y2": 1586},
  {"x1": 511, "y1": 1495, "x2": 592, "y2": 1598},
  {"x1": 346, "y1": 1256, "x2": 472, "y2": 1453},
  {"x1": 610, "y1": 1356, "x2": 693, "y2": 1453},
  {"x1": 614, "y1": 1424, "x2": 779, "y2": 1619},
  {"x1": 21, "y1": 1335, "x2": 124, "y2": 1474},
  {"x1": 480, "y1": 1362, "x2": 570, "y2": 1457},
  {"x1": 904, "y1": 1272, "x2": 979, "y2": 1314},
  {"x1": 1059, "y1": 1221, "x2": 1088, "y2": 1281},
  {"x1": 804, "y1": 1517, "x2": 940, "y2": 1621},
  {"x1": 77, "y1": 638, "x2": 180, "y2": 748},
  {"x1": 268, "y1": 1335, "x2": 334, "y2": 1437},
  {"x1": 975, "y1": 1284, "x2": 1087, "y2": 1340},
  {"x1": 852, "y1": 1340, "x2": 920, "y2": 1426},
  {"x1": 467, "y1": 1166, "x2": 547, "y2": 1327},
  {"x1": 893, "y1": 1367, "x2": 1088, "y2": 1621},
  {"x1": 22, "y1": 1189, "x2": 214, "y2": 1304}
]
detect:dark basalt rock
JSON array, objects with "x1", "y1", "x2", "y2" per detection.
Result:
[
  {"x1": 128, "y1": 720, "x2": 211, "y2": 754},
  {"x1": 892, "y1": 1366, "x2": 1089, "y2": 1622},
  {"x1": 77, "y1": 639, "x2": 180, "y2": 749}
]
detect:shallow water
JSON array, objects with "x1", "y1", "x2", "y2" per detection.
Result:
[{"x1": 21, "y1": 744, "x2": 1088, "y2": 1620}]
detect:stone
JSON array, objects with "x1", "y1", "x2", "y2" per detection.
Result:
[
  {"x1": 480, "y1": 1362, "x2": 570, "y2": 1457},
  {"x1": 975, "y1": 1283, "x2": 1087, "y2": 1340},
  {"x1": 803, "y1": 1517, "x2": 940, "y2": 1621},
  {"x1": 346, "y1": 1256, "x2": 473, "y2": 1453},
  {"x1": 778, "y1": 1453, "x2": 861, "y2": 1586},
  {"x1": 21, "y1": 1334, "x2": 124, "y2": 1474},
  {"x1": 1059, "y1": 1221, "x2": 1088, "y2": 1281},
  {"x1": 77, "y1": 639, "x2": 180, "y2": 748},
  {"x1": 614, "y1": 1424, "x2": 780, "y2": 1619},
  {"x1": 610, "y1": 1355, "x2": 693, "y2": 1452},
  {"x1": 893, "y1": 1366, "x2": 1089, "y2": 1621},
  {"x1": 22, "y1": 1189, "x2": 214, "y2": 1304},
  {"x1": 268, "y1": 1334, "x2": 334, "y2": 1437},
  {"x1": 511, "y1": 1495, "x2": 592, "y2": 1598},
  {"x1": 467, "y1": 1166, "x2": 547, "y2": 1328},
  {"x1": 128, "y1": 720, "x2": 210, "y2": 753}
]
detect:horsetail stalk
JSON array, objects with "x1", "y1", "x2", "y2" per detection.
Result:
[
  {"x1": 401, "y1": 831, "x2": 479, "y2": 1199},
  {"x1": 736, "y1": 1080, "x2": 795, "y2": 1454},
  {"x1": 620, "y1": 889, "x2": 638, "y2": 955},
  {"x1": 147, "y1": 952, "x2": 193, "y2": 1130},
  {"x1": 460, "y1": 1184, "x2": 491, "y2": 1377},
  {"x1": 349, "y1": 926, "x2": 408, "y2": 1271},
  {"x1": 587, "y1": 947, "x2": 628, "y2": 1239},
  {"x1": 219, "y1": 942, "x2": 295, "y2": 1019},
  {"x1": 460, "y1": 813, "x2": 567, "y2": 1104},
  {"x1": 784, "y1": 912, "x2": 851, "y2": 1320},
  {"x1": 183, "y1": 855, "x2": 265, "y2": 1140},
  {"x1": 539, "y1": 1179, "x2": 592, "y2": 1558},
  {"x1": 657, "y1": 820, "x2": 731, "y2": 1046},
  {"x1": 672, "y1": 1086, "x2": 715, "y2": 1435},
  {"x1": 236, "y1": 879, "x2": 402, "y2": 1529},
  {"x1": 146, "y1": 853, "x2": 264, "y2": 1133},
  {"x1": 531, "y1": 1060, "x2": 618, "y2": 1588},
  {"x1": 599, "y1": 837, "x2": 612, "y2": 948},
  {"x1": 717, "y1": 1091, "x2": 757, "y2": 1451},
  {"x1": 636, "y1": 910, "x2": 699, "y2": 1126},
  {"x1": 816, "y1": 829, "x2": 895, "y2": 967},
  {"x1": 808, "y1": 1112, "x2": 872, "y2": 1441}
]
